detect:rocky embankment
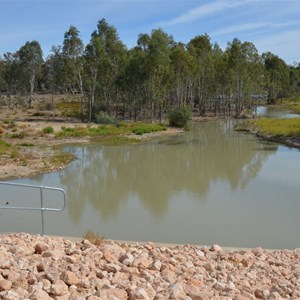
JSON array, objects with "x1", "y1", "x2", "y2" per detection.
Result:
[{"x1": 0, "y1": 233, "x2": 299, "y2": 299}]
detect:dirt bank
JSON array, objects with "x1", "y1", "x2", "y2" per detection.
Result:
[
  {"x1": 0, "y1": 120, "x2": 183, "y2": 181},
  {"x1": 0, "y1": 233, "x2": 299, "y2": 299}
]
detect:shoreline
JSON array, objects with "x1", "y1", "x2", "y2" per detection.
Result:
[
  {"x1": 0, "y1": 232, "x2": 298, "y2": 299},
  {"x1": 0, "y1": 123, "x2": 184, "y2": 181}
]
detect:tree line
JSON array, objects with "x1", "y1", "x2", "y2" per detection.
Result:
[{"x1": 0, "y1": 18, "x2": 299, "y2": 122}]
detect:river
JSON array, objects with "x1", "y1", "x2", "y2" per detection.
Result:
[{"x1": 1, "y1": 111, "x2": 300, "y2": 249}]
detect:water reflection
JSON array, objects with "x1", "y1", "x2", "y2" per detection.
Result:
[
  {"x1": 257, "y1": 105, "x2": 300, "y2": 119},
  {"x1": 59, "y1": 121, "x2": 276, "y2": 222}
]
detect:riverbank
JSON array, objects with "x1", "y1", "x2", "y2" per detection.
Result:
[
  {"x1": 0, "y1": 232, "x2": 299, "y2": 299},
  {"x1": 0, "y1": 120, "x2": 184, "y2": 181},
  {"x1": 236, "y1": 117, "x2": 300, "y2": 149}
]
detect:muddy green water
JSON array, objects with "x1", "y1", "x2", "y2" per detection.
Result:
[{"x1": 1, "y1": 119, "x2": 300, "y2": 249}]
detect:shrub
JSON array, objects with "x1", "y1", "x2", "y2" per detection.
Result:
[
  {"x1": 168, "y1": 106, "x2": 191, "y2": 128},
  {"x1": 42, "y1": 126, "x2": 54, "y2": 134},
  {"x1": 83, "y1": 230, "x2": 105, "y2": 246},
  {"x1": 95, "y1": 111, "x2": 116, "y2": 125}
]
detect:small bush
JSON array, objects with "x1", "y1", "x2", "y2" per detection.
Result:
[
  {"x1": 96, "y1": 111, "x2": 116, "y2": 125},
  {"x1": 83, "y1": 230, "x2": 105, "y2": 246},
  {"x1": 43, "y1": 126, "x2": 54, "y2": 134},
  {"x1": 168, "y1": 106, "x2": 191, "y2": 128},
  {"x1": 10, "y1": 131, "x2": 25, "y2": 139}
]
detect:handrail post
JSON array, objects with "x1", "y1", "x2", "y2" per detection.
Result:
[{"x1": 40, "y1": 186, "x2": 45, "y2": 236}]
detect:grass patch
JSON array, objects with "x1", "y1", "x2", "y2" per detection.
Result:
[
  {"x1": 287, "y1": 104, "x2": 300, "y2": 114},
  {"x1": 10, "y1": 148, "x2": 20, "y2": 159},
  {"x1": 51, "y1": 152, "x2": 75, "y2": 167},
  {"x1": 131, "y1": 123, "x2": 167, "y2": 135},
  {"x1": 0, "y1": 140, "x2": 10, "y2": 154},
  {"x1": 9, "y1": 131, "x2": 25, "y2": 139},
  {"x1": 281, "y1": 96, "x2": 300, "y2": 103},
  {"x1": 56, "y1": 102, "x2": 81, "y2": 118},
  {"x1": 56, "y1": 122, "x2": 167, "y2": 138},
  {"x1": 245, "y1": 118, "x2": 300, "y2": 137},
  {"x1": 42, "y1": 126, "x2": 54, "y2": 134}
]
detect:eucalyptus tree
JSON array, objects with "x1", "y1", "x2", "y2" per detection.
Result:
[
  {"x1": 62, "y1": 25, "x2": 85, "y2": 119},
  {"x1": 187, "y1": 34, "x2": 214, "y2": 115},
  {"x1": 262, "y1": 52, "x2": 289, "y2": 104},
  {"x1": 91, "y1": 18, "x2": 127, "y2": 115},
  {"x1": 45, "y1": 45, "x2": 64, "y2": 102},
  {"x1": 169, "y1": 43, "x2": 194, "y2": 107},
  {"x1": 225, "y1": 39, "x2": 262, "y2": 115},
  {"x1": 0, "y1": 57, "x2": 6, "y2": 95},
  {"x1": 84, "y1": 35, "x2": 106, "y2": 122},
  {"x1": 122, "y1": 46, "x2": 147, "y2": 120},
  {"x1": 289, "y1": 63, "x2": 300, "y2": 95},
  {"x1": 1, "y1": 52, "x2": 19, "y2": 103},
  {"x1": 139, "y1": 28, "x2": 173, "y2": 121},
  {"x1": 210, "y1": 43, "x2": 230, "y2": 115},
  {"x1": 17, "y1": 40, "x2": 43, "y2": 108}
]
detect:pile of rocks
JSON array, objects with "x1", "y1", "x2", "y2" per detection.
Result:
[{"x1": 0, "y1": 233, "x2": 299, "y2": 299}]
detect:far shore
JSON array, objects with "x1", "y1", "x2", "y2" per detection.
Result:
[{"x1": 0, "y1": 120, "x2": 184, "y2": 181}]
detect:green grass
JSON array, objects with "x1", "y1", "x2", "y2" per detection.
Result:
[
  {"x1": 281, "y1": 96, "x2": 300, "y2": 103},
  {"x1": 51, "y1": 152, "x2": 75, "y2": 166},
  {"x1": 42, "y1": 126, "x2": 54, "y2": 134},
  {"x1": 56, "y1": 122, "x2": 167, "y2": 138},
  {"x1": 246, "y1": 118, "x2": 300, "y2": 137},
  {"x1": 0, "y1": 140, "x2": 10, "y2": 154},
  {"x1": 131, "y1": 123, "x2": 167, "y2": 135},
  {"x1": 287, "y1": 104, "x2": 300, "y2": 114}
]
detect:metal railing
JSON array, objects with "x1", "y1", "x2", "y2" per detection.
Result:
[{"x1": 0, "y1": 181, "x2": 66, "y2": 236}]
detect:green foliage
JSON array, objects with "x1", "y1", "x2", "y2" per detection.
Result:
[
  {"x1": 1, "y1": 19, "x2": 300, "y2": 119},
  {"x1": 3, "y1": 119, "x2": 15, "y2": 128},
  {"x1": 95, "y1": 111, "x2": 116, "y2": 124},
  {"x1": 56, "y1": 122, "x2": 167, "y2": 138},
  {"x1": 56, "y1": 126, "x2": 88, "y2": 137},
  {"x1": 10, "y1": 131, "x2": 25, "y2": 139},
  {"x1": 247, "y1": 118, "x2": 300, "y2": 137},
  {"x1": 131, "y1": 123, "x2": 167, "y2": 135},
  {"x1": 0, "y1": 140, "x2": 10, "y2": 154},
  {"x1": 42, "y1": 126, "x2": 54, "y2": 134},
  {"x1": 168, "y1": 106, "x2": 192, "y2": 128}
]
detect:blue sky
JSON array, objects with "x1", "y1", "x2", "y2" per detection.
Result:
[{"x1": 0, "y1": 0, "x2": 299, "y2": 64}]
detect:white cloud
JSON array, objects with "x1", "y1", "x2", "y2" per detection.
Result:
[
  {"x1": 160, "y1": 0, "x2": 258, "y2": 26},
  {"x1": 211, "y1": 20, "x2": 298, "y2": 36},
  {"x1": 212, "y1": 22, "x2": 270, "y2": 36},
  {"x1": 254, "y1": 29, "x2": 300, "y2": 64}
]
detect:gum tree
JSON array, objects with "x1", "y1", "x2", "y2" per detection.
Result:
[{"x1": 17, "y1": 40, "x2": 43, "y2": 108}]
